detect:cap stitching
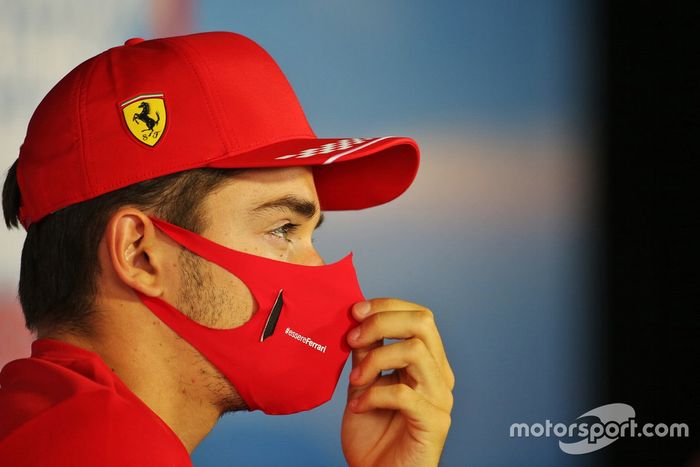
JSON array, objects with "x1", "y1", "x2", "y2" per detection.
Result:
[
  {"x1": 207, "y1": 132, "x2": 315, "y2": 156},
  {"x1": 266, "y1": 58, "x2": 315, "y2": 136},
  {"x1": 161, "y1": 38, "x2": 232, "y2": 153},
  {"x1": 177, "y1": 36, "x2": 239, "y2": 150},
  {"x1": 77, "y1": 56, "x2": 100, "y2": 194}
]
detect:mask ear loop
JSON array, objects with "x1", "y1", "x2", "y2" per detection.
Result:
[{"x1": 260, "y1": 289, "x2": 284, "y2": 342}]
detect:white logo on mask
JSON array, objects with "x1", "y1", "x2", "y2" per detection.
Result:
[{"x1": 285, "y1": 327, "x2": 327, "y2": 353}]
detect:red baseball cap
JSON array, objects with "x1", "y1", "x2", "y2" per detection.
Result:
[{"x1": 15, "y1": 31, "x2": 419, "y2": 229}]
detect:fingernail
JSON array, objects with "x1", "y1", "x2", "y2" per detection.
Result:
[
  {"x1": 348, "y1": 326, "x2": 361, "y2": 342},
  {"x1": 349, "y1": 398, "x2": 359, "y2": 410},
  {"x1": 355, "y1": 301, "x2": 371, "y2": 317},
  {"x1": 349, "y1": 367, "x2": 360, "y2": 381}
]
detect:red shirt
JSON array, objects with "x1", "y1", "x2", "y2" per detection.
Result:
[{"x1": 0, "y1": 339, "x2": 191, "y2": 466}]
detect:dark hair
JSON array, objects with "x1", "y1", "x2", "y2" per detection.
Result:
[{"x1": 2, "y1": 162, "x2": 242, "y2": 334}]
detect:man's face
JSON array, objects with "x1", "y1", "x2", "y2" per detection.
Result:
[{"x1": 171, "y1": 166, "x2": 326, "y2": 330}]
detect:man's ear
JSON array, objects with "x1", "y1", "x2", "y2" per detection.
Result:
[{"x1": 104, "y1": 209, "x2": 167, "y2": 297}]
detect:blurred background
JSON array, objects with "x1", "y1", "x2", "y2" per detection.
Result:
[{"x1": 1, "y1": 0, "x2": 600, "y2": 465}]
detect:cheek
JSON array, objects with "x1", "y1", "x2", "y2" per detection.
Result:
[
  {"x1": 207, "y1": 264, "x2": 259, "y2": 329},
  {"x1": 241, "y1": 239, "x2": 289, "y2": 262}
]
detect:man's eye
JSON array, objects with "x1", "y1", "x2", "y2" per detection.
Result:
[{"x1": 269, "y1": 223, "x2": 299, "y2": 242}]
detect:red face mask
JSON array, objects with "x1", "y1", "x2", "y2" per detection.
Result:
[{"x1": 134, "y1": 217, "x2": 365, "y2": 415}]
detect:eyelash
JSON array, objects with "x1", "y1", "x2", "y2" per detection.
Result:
[{"x1": 269, "y1": 222, "x2": 300, "y2": 242}]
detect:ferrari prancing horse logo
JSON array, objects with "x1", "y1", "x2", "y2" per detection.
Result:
[{"x1": 120, "y1": 93, "x2": 167, "y2": 147}]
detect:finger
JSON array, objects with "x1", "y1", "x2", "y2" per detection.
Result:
[
  {"x1": 349, "y1": 383, "x2": 452, "y2": 437},
  {"x1": 350, "y1": 338, "x2": 451, "y2": 410},
  {"x1": 352, "y1": 299, "x2": 448, "y2": 364},
  {"x1": 349, "y1": 337, "x2": 383, "y2": 368},
  {"x1": 346, "y1": 340, "x2": 384, "y2": 401},
  {"x1": 350, "y1": 338, "x2": 438, "y2": 387},
  {"x1": 348, "y1": 303, "x2": 455, "y2": 389},
  {"x1": 346, "y1": 363, "x2": 398, "y2": 401},
  {"x1": 353, "y1": 298, "x2": 455, "y2": 389},
  {"x1": 349, "y1": 383, "x2": 420, "y2": 420}
]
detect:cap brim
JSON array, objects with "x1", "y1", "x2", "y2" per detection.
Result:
[{"x1": 204, "y1": 136, "x2": 420, "y2": 210}]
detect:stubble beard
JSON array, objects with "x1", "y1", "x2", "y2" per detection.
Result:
[{"x1": 176, "y1": 248, "x2": 248, "y2": 415}]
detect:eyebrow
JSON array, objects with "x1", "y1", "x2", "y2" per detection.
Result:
[{"x1": 250, "y1": 195, "x2": 325, "y2": 230}]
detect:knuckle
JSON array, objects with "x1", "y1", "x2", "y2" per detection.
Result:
[
  {"x1": 362, "y1": 350, "x2": 378, "y2": 371},
  {"x1": 407, "y1": 337, "x2": 426, "y2": 358},
  {"x1": 437, "y1": 411, "x2": 452, "y2": 434},
  {"x1": 357, "y1": 320, "x2": 377, "y2": 343},
  {"x1": 417, "y1": 309, "x2": 435, "y2": 331},
  {"x1": 447, "y1": 369, "x2": 456, "y2": 390},
  {"x1": 444, "y1": 390, "x2": 454, "y2": 411},
  {"x1": 366, "y1": 312, "x2": 384, "y2": 332}
]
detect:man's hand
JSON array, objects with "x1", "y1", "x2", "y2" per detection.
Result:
[{"x1": 341, "y1": 298, "x2": 455, "y2": 467}]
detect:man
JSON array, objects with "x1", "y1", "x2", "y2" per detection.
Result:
[{"x1": 0, "y1": 32, "x2": 454, "y2": 466}]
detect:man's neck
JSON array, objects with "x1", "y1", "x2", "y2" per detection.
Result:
[{"x1": 39, "y1": 304, "x2": 226, "y2": 454}]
